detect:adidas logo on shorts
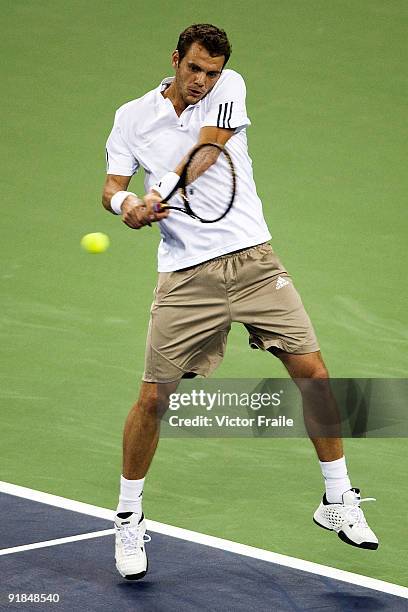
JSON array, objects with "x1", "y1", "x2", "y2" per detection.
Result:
[{"x1": 276, "y1": 275, "x2": 290, "y2": 290}]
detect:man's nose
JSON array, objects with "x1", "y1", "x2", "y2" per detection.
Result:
[{"x1": 194, "y1": 72, "x2": 206, "y2": 87}]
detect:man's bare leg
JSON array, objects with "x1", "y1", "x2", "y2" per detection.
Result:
[
  {"x1": 115, "y1": 381, "x2": 179, "y2": 579},
  {"x1": 271, "y1": 349, "x2": 379, "y2": 549},
  {"x1": 118, "y1": 380, "x2": 178, "y2": 514},
  {"x1": 123, "y1": 382, "x2": 163, "y2": 480},
  {"x1": 270, "y1": 348, "x2": 354, "y2": 504},
  {"x1": 271, "y1": 349, "x2": 343, "y2": 462}
]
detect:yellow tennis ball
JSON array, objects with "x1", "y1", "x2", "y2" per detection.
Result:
[{"x1": 81, "y1": 232, "x2": 110, "y2": 254}]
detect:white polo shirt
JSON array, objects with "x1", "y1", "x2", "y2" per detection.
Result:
[{"x1": 106, "y1": 69, "x2": 271, "y2": 272}]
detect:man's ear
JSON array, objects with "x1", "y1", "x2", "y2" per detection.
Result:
[{"x1": 171, "y1": 50, "x2": 179, "y2": 70}]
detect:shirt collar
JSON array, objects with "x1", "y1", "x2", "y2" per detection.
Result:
[{"x1": 158, "y1": 76, "x2": 174, "y2": 95}]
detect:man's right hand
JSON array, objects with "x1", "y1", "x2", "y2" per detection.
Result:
[{"x1": 121, "y1": 194, "x2": 169, "y2": 229}]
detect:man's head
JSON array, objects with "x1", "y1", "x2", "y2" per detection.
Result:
[{"x1": 171, "y1": 24, "x2": 231, "y2": 106}]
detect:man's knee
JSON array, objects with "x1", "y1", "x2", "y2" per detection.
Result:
[
  {"x1": 137, "y1": 381, "x2": 179, "y2": 416},
  {"x1": 137, "y1": 383, "x2": 159, "y2": 413},
  {"x1": 298, "y1": 351, "x2": 329, "y2": 379},
  {"x1": 290, "y1": 354, "x2": 331, "y2": 396},
  {"x1": 309, "y1": 364, "x2": 329, "y2": 379},
  {"x1": 276, "y1": 349, "x2": 330, "y2": 379}
]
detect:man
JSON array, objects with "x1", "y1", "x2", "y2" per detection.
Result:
[{"x1": 102, "y1": 24, "x2": 378, "y2": 581}]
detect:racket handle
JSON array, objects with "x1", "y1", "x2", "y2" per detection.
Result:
[{"x1": 153, "y1": 203, "x2": 168, "y2": 213}]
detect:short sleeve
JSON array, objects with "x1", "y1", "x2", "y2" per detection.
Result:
[
  {"x1": 105, "y1": 110, "x2": 139, "y2": 176},
  {"x1": 201, "y1": 70, "x2": 251, "y2": 132}
]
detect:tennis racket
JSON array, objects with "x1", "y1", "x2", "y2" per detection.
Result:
[{"x1": 154, "y1": 142, "x2": 236, "y2": 223}]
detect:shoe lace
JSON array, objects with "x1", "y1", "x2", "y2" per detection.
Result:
[
  {"x1": 119, "y1": 524, "x2": 151, "y2": 555},
  {"x1": 345, "y1": 497, "x2": 376, "y2": 528}
]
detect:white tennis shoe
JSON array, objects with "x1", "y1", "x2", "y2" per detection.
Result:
[
  {"x1": 115, "y1": 512, "x2": 151, "y2": 579},
  {"x1": 313, "y1": 488, "x2": 378, "y2": 549}
]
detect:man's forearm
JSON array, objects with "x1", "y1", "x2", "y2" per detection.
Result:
[
  {"x1": 174, "y1": 143, "x2": 220, "y2": 182},
  {"x1": 151, "y1": 143, "x2": 221, "y2": 201},
  {"x1": 102, "y1": 176, "x2": 133, "y2": 213},
  {"x1": 102, "y1": 188, "x2": 115, "y2": 212}
]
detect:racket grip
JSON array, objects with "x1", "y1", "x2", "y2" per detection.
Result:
[{"x1": 153, "y1": 203, "x2": 164, "y2": 213}]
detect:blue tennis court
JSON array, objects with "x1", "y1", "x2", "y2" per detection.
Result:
[{"x1": 1, "y1": 490, "x2": 407, "y2": 611}]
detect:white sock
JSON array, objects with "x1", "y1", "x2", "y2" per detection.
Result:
[
  {"x1": 319, "y1": 456, "x2": 352, "y2": 503},
  {"x1": 116, "y1": 475, "x2": 145, "y2": 516}
]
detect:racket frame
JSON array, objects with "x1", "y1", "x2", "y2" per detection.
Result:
[{"x1": 159, "y1": 142, "x2": 236, "y2": 223}]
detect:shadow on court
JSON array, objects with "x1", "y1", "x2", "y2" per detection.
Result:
[{"x1": 0, "y1": 492, "x2": 405, "y2": 611}]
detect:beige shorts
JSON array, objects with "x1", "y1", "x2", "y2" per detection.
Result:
[{"x1": 143, "y1": 243, "x2": 319, "y2": 383}]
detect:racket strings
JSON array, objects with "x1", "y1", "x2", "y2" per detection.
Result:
[{"x1": 184, "y1": 144, "x2": 235, "y2": 223}]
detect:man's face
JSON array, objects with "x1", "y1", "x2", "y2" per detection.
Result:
[{"x1": 172, "y1": 42, "x2": 224, "y2": 106}]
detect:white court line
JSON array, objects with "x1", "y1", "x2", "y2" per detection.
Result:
[
  {"x1": 0, "y1": 529, "x2": 114, "y2": 556},
  {"x1": 1, "y1": 480, "x2": 407, "y2": 600}
]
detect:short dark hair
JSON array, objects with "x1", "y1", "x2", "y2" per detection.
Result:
[{"x1": 176, "y1": 24, "x2": 231, "y2": 67}]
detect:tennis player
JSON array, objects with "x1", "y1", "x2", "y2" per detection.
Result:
[{"x1": 102, "y1": 24, "x2": 378, "y2": 580}]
